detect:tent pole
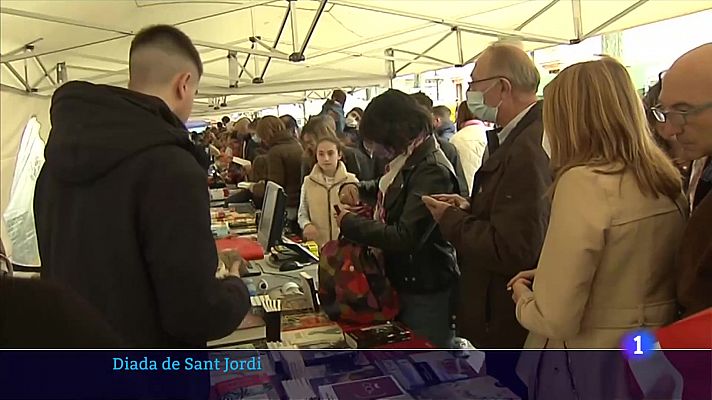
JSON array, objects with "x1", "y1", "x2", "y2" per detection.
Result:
[
  {"x1": 31, "y1": 57, "x2": 56, "y2": 87},
  {"x1": 0, "y1": 3, "x2": 281, "y2": 63},
  {"x1": 571, "y1": 0, "x2": 583, "y2": 40},
  {"x1": 253, "y1": 38, "x2": 289, "y2": 56},
  {"x1": 239, "y1": 43, "x2": 254, "y2": 79},
  {"x1": 289, "y1": 0, "x2": 299, "y2": 55},
  {"x1": 0, "y1": 7, "x2": 132, "y2": 34},
  {"x1": 309, "y1": 23, "x2": 433, "y2": 59},
  {"x1": 259, "y1": 6, "x2": 291, "y2": 80},
  {"x1": 385, "y1": 48, "x2": 395, "y2": 88},
  {"x1": 395, "y1": 30, "x2": 452, "y2": 75},
  {"x1": 327, "y1": 0, "x2": 570, "y2": 44},
  {"x1": 296, "y1": 0, "x2": 328, "y2": 58},
  {"x1": 2, "y1": 63, "x2": 31, "y2": 91},
  {"x1": 172, "y1": 0, "x2": 277, "y2": 26},
  {"x1": 515, "y1": 0, "x2": 560, "y2": 31},
  {"x1": 583, "y1": 0, "x2": 648, "y2": 39},
  {"x1": 392, "y1": 48, "x2": 454, "y2": 67},
  {"x1": 455, "y1": 27, "x2": 464, "y2": 66},
  {"x1": 193, "y1": 39, "x2": 292, "y2": 60}
]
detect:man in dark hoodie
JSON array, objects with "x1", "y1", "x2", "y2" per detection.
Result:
[
  {"x1": 433, "y1": 105, "x2": 457, "y2": 141},
  {"x1": 34, "y1": 25, "x2": 250, "y2": 348},
  {"x1": 319, "y1": 89, "x2": 347, "y2": 133}
]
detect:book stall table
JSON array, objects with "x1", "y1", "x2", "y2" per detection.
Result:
[
  {"x1": 205, "y1": 207, "x2": 521, "y2": 399},
  {"x1": 207, "y1": 345, "x2": 520, "y2": 400}
]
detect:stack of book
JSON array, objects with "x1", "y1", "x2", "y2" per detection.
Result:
[{"x1": 344, "y1": 322, "x2": 412, "y2": 349}]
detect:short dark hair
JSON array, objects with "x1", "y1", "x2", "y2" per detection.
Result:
[
  {"x1": 409, "y1": 92, "x2": 433, "y2": 110},
  {"x1": 130, "y1": 25, "x2": 203, "y2": 76},
  {"x1": 221, "y1": 116, "x2": 230, "y2": 125},
  {"x1": 347, "y1": 107, "x2": 364, "y2": 118},
  {"x1": 217, "y1": 121, "x2": 223, "y2": 129},
  {"x1": 280, "y1": 114, "x2": 299, "y2": 134},
  {"x1": 331, "y1": 89, "x2": 347, "y2": 105},
  {"x1": 433, "y1": 105, "x2": 451, "y2": 120},
  {"x1": 360, "y1": 89, "x2": 433, "y2": 154}
]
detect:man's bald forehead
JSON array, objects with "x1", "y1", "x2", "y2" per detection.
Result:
[{"x1": 662, "y1": 43, "x2": 712, "y2": 105}]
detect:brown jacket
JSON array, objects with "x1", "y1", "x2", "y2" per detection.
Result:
[
  {"x1": 252, "y1": 132, "x2": 303, "y2": 208},
  {"x1": 439, "y1": 101, "x2": 551, "y2": 348},
  {"x1": 677, "y1": 191, "x2": 712, "y2": 317}
]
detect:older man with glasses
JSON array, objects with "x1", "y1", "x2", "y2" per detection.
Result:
[{"x1": 657, "y1": 43, "x2": 712, "y2": 318}]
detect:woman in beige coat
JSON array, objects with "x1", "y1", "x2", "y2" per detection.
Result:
[{"x1": 510, "y1": 58, "x2": 687, "y2": 399}]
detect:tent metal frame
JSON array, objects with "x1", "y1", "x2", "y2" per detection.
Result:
[{"x1": 0, "y1": 0, "x2": 683, "y2": 100}]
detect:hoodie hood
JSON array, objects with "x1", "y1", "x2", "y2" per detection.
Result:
[{"x1": 45, "y1": 81, "x2": 198, "y2": 183}]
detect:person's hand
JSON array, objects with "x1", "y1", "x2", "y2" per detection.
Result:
[
  {"x1": 511, "y1": 279, "x2": 532, "y2": 304},
  {"x1": 431, "y1": 194, "x2": 470, "y2": 211},
  {"x1": 334, "y1": 207, "x2": 352, "y2": 227},
  {"x1": 218, "y1": 250, "x2": 243, "y2": 279},
  {"x1": 339, "y1": 184, "x2": 360, "y2": 206},
  {"x1": 421, "y1": 195, "x2": 454, "y2": 223},
  {"x1": 302, "y1": 224, "x2": 319, "y2": 241},
  {"x1": 507, "y1": 268, "x2": 536, "y2": 290}
]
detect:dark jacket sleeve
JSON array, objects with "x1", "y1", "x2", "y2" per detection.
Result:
[
  {"x1": 139, "y1": 154, "x2": 249, "y2": 344},
  {"x1": 439, "y1": 136, "x2": 551, "y2": 278},
  {"x1": 341, "y1": 163, "x2": 454, "y2": 252}
]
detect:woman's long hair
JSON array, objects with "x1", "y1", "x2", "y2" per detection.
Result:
[
  {"x1": 543, "y1": 57, "x2": 682, "y2": 200},
  {"x1": 256, "y1": 116, "x2": 287, "y2": 147}
]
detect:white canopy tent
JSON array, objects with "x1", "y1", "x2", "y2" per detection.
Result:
[
  {"x1": 1, "y1": 0, "x2": 711, "y2": 114},
  {"x1": 1, "y1": 0, "x2": 711, "y2": 256}
]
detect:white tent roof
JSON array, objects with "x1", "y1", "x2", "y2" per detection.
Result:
[{"x1": 1, "y1": 0, "x2": 710, "y2": 113}]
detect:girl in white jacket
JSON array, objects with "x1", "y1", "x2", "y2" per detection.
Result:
[{"x1": 298, "y1": 136, "x2": 358, "y2": 247}]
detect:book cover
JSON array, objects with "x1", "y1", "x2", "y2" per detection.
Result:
[
  {"x1": 318, "y1": 375, "x2": 413, "y2": 400},
  {"x1": 214, "y1": 373, "x2": 285, "y2": 400},
  {"x1": 410, "y1": 352, "x2": 479, "y2": 385},
  {"x1": 308, "y1": 365, "x2": 383, "y2": 393},
  {"x1": 281, "y1": 311, "x2": 334, "y2": 331},
  {"x1": 345, "y1": 322, "x2": 412, "y2": 349},
  {"x1": 281, "y1": 324, "x2": 345, "y2": 348}
]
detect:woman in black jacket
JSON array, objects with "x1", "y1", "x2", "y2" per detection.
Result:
[{"x1": 335, "y1": 89, "x2": 461, "y2": 347}]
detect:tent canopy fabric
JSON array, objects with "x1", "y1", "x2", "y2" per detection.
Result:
[{"x1": 1, "y1": 0, "x2": 710, "y2": 113}]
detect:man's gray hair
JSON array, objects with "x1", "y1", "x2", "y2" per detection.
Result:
[{"x1": 482, "y1": 43, "x2": 540, "y2": 93}]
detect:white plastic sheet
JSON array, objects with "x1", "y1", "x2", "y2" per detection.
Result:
[{"x1": 2, "y1": 116, "x2": 44, "y2": 267}]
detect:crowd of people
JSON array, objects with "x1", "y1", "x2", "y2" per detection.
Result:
[{"x1": 1, "y1": 22, "x2": 710, "y2": 398}]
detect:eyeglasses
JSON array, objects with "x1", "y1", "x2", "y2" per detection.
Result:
[
  {"x1": 650, "y1": 102, "x2": 712, "y2": 127},
  {"x1": 468, "y1": 75, "x2": 508, "y2": 90}
]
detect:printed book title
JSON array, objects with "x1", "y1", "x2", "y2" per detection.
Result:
[{"x1": 112, "y1": 356, "x2": 262, "y2": 373}]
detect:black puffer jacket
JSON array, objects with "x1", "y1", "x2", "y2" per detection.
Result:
[{"x1": 340, "y1": 135, "x2": 460, "y2": 294}]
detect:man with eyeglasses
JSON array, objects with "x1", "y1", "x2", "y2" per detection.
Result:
[
  {"x1": 422, "y1": 43, "x2": 551, "y2": 396},
  {"x1": 657, "y1": 43, "x2": 712, "y2": 318}
]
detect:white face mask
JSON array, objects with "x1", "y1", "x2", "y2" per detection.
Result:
[
  {"x1": 345, "y1": 115, "x2": 358, "y2": 128},
  {"x1": 466, "y1": 80, "x2": 502, "y2": 124},
  {"x1": 542, "y1": 131, "x2": 552, "y2": 158}
]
